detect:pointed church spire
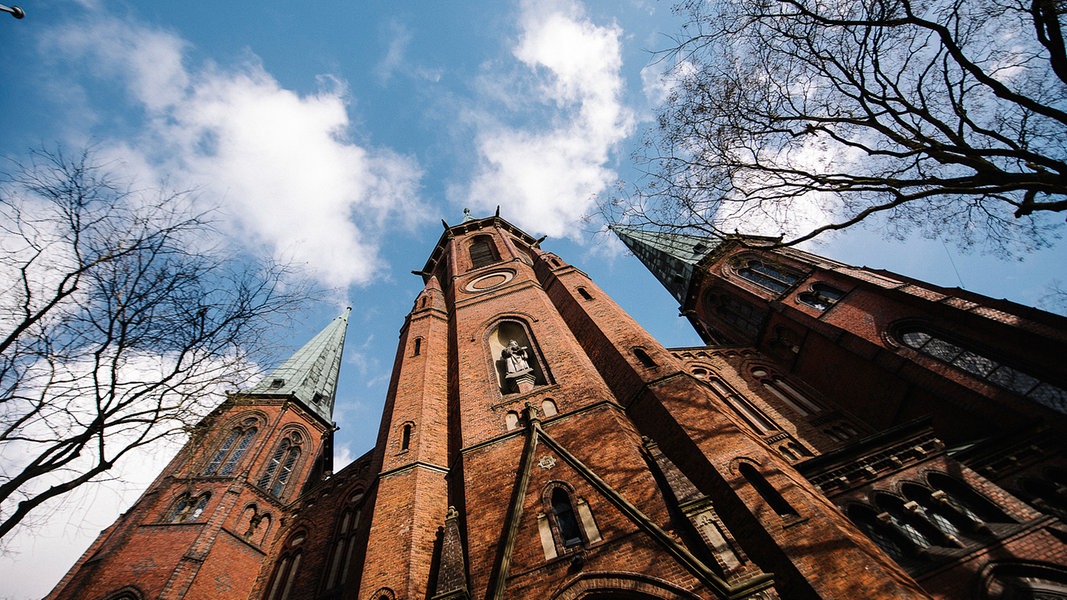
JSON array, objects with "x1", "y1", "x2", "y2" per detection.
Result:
[
  {"x1": 611, "y1": 226, "x2": 722, "y2": 304},
  {"x1": 247, "y1": 307, "x2": 351, "y2": 424}
]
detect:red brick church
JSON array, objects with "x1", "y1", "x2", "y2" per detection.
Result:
[{"x1": 47, "y1": 213, "x2": 1067, "y2": 599}]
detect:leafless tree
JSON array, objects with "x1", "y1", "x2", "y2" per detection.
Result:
[
  {"x1": 0, "y1": 148, "x2": 306, "y2": 541},
  {"x1": 609, "y1": 0, "x2": 1066, "y2": 252}
]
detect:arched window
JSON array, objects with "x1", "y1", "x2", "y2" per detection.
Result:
[
  {"x1": 166, "y1": 492, "x2": 210, "y2": 523},
  {"x1": 873, "y1": 493, "x2": 942, "y2": 550},
  {"x1": 632, "y1": 347, "x2": 657, "y2": 368},
  {"x1": 264, "y1": 533, "x2": 305, "y2": 600},
  {"x1": 752, "y1": 369, "x2": 823, "y2": 416},
  {"x1": 324, "y1": 499, "x2": 362, "y2": 590},
  {"x1": 896, "y1": 327, "x2": 1067, "y2": 414},
  {"x1": 901, "y1": 484, "x2": 964, "y2": 543},
  {"x1": 400, "y1": 423, "x2": 413, "y2": 452},
  {"x1": 706, "y1": 377, "x2": 778, "y2": 434},
  {"x1": 927, "y1": 472, "x2": 1015, "y2": 524},
  {"x1": 798, "y1": 283, "x2": 844, "y2": 311},
  {"x1": 736, "y1": 258, "x2": 800, "y2": 294},
  {"x1": 469, "y1": 235, "x2": 500, "y2": 269},
  {"x1": 739, "y1": 463, "x2": 798, "y2": 518},
  {"x1": 846, "y1": 504, "x2": 908, "y2": 562},
  {"x1": 238, "y1": 506, "x2": 271, "y2": 545},
  {"x1": 413, "y1": 337, "x2": 422, "y2": 356},
  {"x1": 577, "y1": 287, "x2": 593, "y2": 301},
  {"x1": 205, "y1": 418, "x2": 258, "y2": 476},
  {"x1": 552, "y1": 487, "x2": 583, "y2": 547},
  {"x1": 258, "y1": 432, "x2": 303, "y2": 498},
  {"x1": 538, "y1": 484, "x2": 601, "y2": 560}
]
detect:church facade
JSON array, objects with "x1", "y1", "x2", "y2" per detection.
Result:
[{"x1": 47, "y1": 214, "x2": 1067, "y2": 599}]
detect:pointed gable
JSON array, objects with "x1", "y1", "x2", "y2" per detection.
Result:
[
  {"x1": 611, "y1": 226, "x2": 721, "y2": 304},
  {"x1": 247, "y1": 308, "x2": 351, "y2": 424}
]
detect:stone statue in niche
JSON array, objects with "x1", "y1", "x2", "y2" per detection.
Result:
[
  {"x1": 503, "y1": 340, "x2": 532, "y2": 375},
  {"x1": 501, "y1": 339, "x2": 536, "y2": 393}
]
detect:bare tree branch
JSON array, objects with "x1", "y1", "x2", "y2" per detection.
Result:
[
  {"x1": 0, "y1": 147, "x2": 309, "y2": 542},
  {"x1": 605, "y1": 0, "x2": 1067, "y2": 253}
]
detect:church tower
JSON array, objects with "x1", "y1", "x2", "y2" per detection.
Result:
[
  {"x1": 346, "y1": 213, "x2": 927, "y2": 599},
  {"x1": 614, "y1": 227, "x2": 1067, "y2": 597},
  {"x1": 46, "y1": 309, "x2": 351, "y2": 600}
]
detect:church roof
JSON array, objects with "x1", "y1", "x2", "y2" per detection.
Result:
[
  {"x1": 246, "y1": 307, "x2": 351, "y2": 424},
  {"x1": 611, "y1": 226, "x2": 722, "y2": 304}
]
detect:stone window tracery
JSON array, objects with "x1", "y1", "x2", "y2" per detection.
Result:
[
  {"x1": 166, "y1": 492, "x2": 210, "y2": 523},
  {"x1": 735, "y1": 258, "x2": 801, "y2": 294},
  {"x1": 798, "y1": 283, "x2": 845, "y2": 311},
  {"x1": 324, "y1": 492, "x2": 363, "y2": 590},
  {"x1": 751, "y1": 368, "x2": 824, "y2": 416},
  {"x1": 264, "y1": 532, "x2": 305, "y2": 600},
  {"x1": 258, "y1": 431, "x2": 303, "y2": 498},
  {"x1": 205, "y1": 418, "x2": 258, "y2": 476}
]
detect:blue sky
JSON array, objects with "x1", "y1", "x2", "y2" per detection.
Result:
[{"x1": 0, "y1": 1, "x2": 1064, "y2": 597}]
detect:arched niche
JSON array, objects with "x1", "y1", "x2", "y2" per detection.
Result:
[{"x1": 489, "y1": 320, "x2": 548, "y2": 394}]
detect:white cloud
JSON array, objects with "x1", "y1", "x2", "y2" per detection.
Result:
[
  {"x1": 45, "y1": 18, "x2": 425, "y2": 289},
  {"x1": 462, "y1": 0, "x2": 635, "y2": 239}
]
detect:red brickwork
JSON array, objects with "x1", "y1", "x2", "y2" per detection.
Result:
[{"x1": 49, "y1": 218, "x2": 1067, "y2": 600}]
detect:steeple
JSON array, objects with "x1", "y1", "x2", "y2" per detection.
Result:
[
  {"x1": 611, "y1": 226, "x2": 721, "y2": 304},
  {"x1": 247, "y1": 307, "x2": 351, "y2": 424}
]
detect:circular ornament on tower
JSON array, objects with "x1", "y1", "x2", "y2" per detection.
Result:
[{"x1": 464, "y1": 270, "x2": 514, "y2": 292}]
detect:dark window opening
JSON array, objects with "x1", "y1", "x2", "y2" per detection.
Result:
[
  {"x1": 632, "y1": 347, "x2": 656, "y2": 368},
  {"x1": 552, "y1": 488, "x2": 583, "y2": 547},
  {"x1": 269, "y1": 378, "x2": 285, "y2": 389},
  {"x1": 898, "y1": 327, "x2": 1066, "y2": 414},
  {"x1": 401, "y1": 423, "x2": 412, "y2": 451},
  {"x1": 577, "y1": 287, "x2": 593, "y2": 301},
  {"x1": 413, "y1": 338, "x2": 422, "y2": 356},
  {"x1": 739, "y1": 463, "x2": 798, "y2": 518}
]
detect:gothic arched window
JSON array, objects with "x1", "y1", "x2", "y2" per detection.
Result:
[
  {"x1": 798, "y1": 283, "x2": 845, "y2": 311},
  {"x1": 896, "y1": 326, "x2": 1067, "y2": 414},
  {"x1": 846, "y1": 503, "x2": 908, "y2": 562},
  {"x1": 927, "y1": 472, "x2": 1015, "y2": 524},
  {"x1": 537, "y1": 483, "x2": 601, "y2": 560},
  {"x1": 324, "y1": 493, "x2": 363, "y2": 590},
  {"x1": 736, "y1": 258, "x2": 800, "y2": 294},
  {"x1": 205, "y1": 418, "x2": 258, "y2": 476},
  {"x1": 258, "y1": 432, "x2": 303, "y2": 498},
  {"x1": 469, "y1": 235, "x2": 500, "y2": 269},
  {"x1": 264, "y1": 532, "x2": 305, "y2": 600},
  {"x1": 166, "y1": 492, "x2": 210, "y2": 523}
]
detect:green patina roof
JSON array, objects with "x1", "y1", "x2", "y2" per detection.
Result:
[
  {"x1": 246, "y1": 307, "x2": 351, "y2": 424},
  {"x1": 611, "y1": 226, "x2": 722, "y2": 304}
]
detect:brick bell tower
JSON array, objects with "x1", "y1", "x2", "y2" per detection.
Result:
[
  {"x1": 353, "y1": 212, "x2": 928, "y2": 599},
  {"x1": 47, "y1": 309, "x2": 351, "y2": 600}
]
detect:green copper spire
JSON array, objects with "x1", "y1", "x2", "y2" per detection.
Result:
[
  {"x1": 611, "y1": 226, "x2": 721, "y2": 304},
  {"x1": 247, "y1": 307, "x2": 351, "y2": 424}
]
